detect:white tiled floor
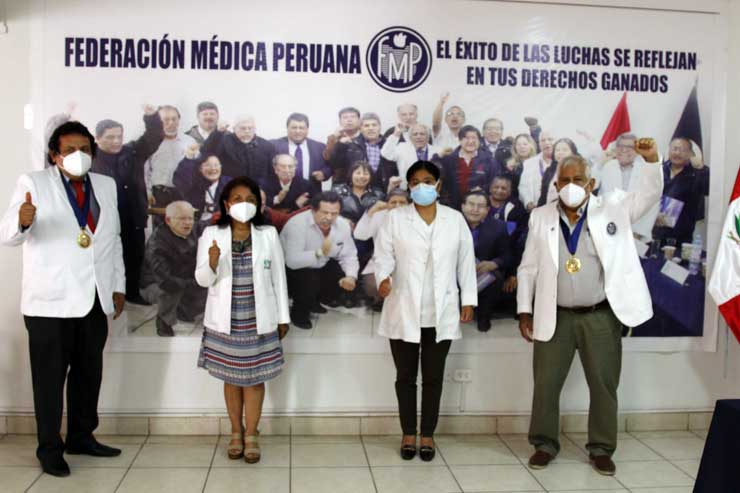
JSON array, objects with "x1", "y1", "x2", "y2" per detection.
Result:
[{"x1": 0, "y1": 430, "x2": 701, "y2": 492}]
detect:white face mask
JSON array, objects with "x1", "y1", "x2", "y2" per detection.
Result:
[
  {"x1": 558, "y1": 183, "x2": 587, "y2": 208},
  {"x1": 229, "y1": 201, "x2": 256, "y2": 223},
  {"x1": 60, "y1": 150, "x2": 92, "y2": 177}
]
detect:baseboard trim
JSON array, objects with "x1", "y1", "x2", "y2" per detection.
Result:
[{"x1": 0, "y1": 411, "x2": 714, "y2": 436}]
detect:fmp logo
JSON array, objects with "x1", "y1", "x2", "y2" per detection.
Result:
[{"x1": 366, "y1": 26, "x2": 432, "y2": 93}]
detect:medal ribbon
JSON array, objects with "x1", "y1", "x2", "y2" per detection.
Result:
[
  {"x1": 558, "y1": 209, "x2": 587, "y2": 256},
  {"x1": 60, "y1": 173, "x2": 93, "y2": 232}
]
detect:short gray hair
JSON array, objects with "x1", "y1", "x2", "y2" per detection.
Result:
[
  {"x1": 165, "y1": 200, "x2": 195, "y2": 219},
  {"x1": 556, "y1": 155, "x2": 591, "y2": 180},
  {"x1": 616, "y1": 132, "x2": 637, "y2": 146},
  {"x1": 360, "y1": 112, "x2": 381, "y2": 125},
  {"x1": 272, "y1": 153, "x2": 296, "y2": 166}
]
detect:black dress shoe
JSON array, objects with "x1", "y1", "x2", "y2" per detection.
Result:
[
  {"x1": 324, "y1": 299, "x2": 341, "y2": 308},
  {"x1": 156, "y1": 317, "x2": 175, "y2": 337},
  {"x1": 66, "y1": 440, "x2": 121, "y2": 457},
  {"x1": 291, "y1": 316, "x2": 313, "y2": 330},
  {"x1": 477, "y1": 318, "x2": 491, "y2": 332},
  {"x1": 125, "y1": 294, "x2": 152, "y2": 306},
  {"x1": 310, "y1": 303, "x2": 327, "y2": 314},
  {"x1": 41, "y1": 455, "x2": 70, "y2": 477},
  {"x1": 419, "y1": 445, "x2": 436, "y2": 462},
  {"x1": 400, "y1": 444, "x2": 417, "y2": 460},
  {"x1": 343, "y1": 297, "x2": 356, "y2": 309}
]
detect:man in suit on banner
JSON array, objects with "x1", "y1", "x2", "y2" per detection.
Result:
[
  {"x1": 272, "y1": 112, "x2": 332, "y2": 195},
  {"x1": 517, "y1": 154, "x2": 662, "y2": 476},
  {"x1": 0, "y1": 122, "x2": 126, "y2": 477}
]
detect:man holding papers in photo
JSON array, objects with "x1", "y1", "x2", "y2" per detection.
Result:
[{"x1": 517, "y1": 154, "x2": 662, "y2": 476}]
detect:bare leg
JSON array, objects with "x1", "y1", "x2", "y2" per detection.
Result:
[
  {"x1": 224, "y1": 383, "x2": 244, "y2": 433},
  {"x1": 243, "y1": 383, "x2": 265, "y2": 436}
]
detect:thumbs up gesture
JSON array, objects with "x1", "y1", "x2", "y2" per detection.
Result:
[
  {"x1": 208, "y1": 239, "x2": 221, "y2": 272},
  {"x1": 19, "y1": 192, "x2": 36, "y2": 228}
]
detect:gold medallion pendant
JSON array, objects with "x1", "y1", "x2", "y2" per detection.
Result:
[
  {"x1": 77, "y1": 230, "x2": 92, "y2": 248},
  {"x1": 565, "y1": 256, "x2": 581, "y2": 274}
]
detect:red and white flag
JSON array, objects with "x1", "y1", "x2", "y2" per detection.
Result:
[
  {"x1": 708, "y1": 166, "x2": 740, "y2": 344},
  {"x1": 600, "y1": 92, "x2": 631, "y2": 150}
]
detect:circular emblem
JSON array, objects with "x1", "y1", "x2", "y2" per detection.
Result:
[
  {"x1": 607, "y1": 222, "x2": 617, "y2": 235},
  {"x1": 366, "y1": 26, "x2": 432, "y2": 93}
]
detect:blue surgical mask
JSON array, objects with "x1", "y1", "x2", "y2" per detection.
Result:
[{"x1": 410, "y1": 183, "x2": 438, "y2": 206}]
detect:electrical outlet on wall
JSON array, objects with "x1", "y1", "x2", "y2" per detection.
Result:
[{"x1": 453, "y1": 369, "x2": 472, "y2": 382}]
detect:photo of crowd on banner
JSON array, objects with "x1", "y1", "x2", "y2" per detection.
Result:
[{"x1": 43, "y1": 88, "x2": 709, "y2": 338}]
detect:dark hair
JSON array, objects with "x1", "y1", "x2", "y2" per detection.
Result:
[
  {"x1": 216, "y1": 176, "x2": 266, "y2": 227},
  {"x1": 197, "y1": 101, "x2": 218, "y2": 114},
  {"x1": 338, "y1": 107, "x2": 360, "y2": 119},
  {"x1": 458, "y1": 125, "x2": 481, "y2": 141},
  {"x1": 671, "y1": 136, "x2": 693, "y2": 151},
  {"x1": 310, "y1": 191, "x2": 342, "y2": 211},
  {"x1": 286, "y1": 112, "x2": 309, "y2": 127},
  {"x1": 95, "y1": 119, "x2": 123, "y2": 138},
  {"x1": 47, "y1": 121, "x2": 97, "y2": 164},
  {"x1": 462, "y1": 190, "x2": 490, "y2": 205},
  {"x1": 158, "y1": 104, "x2": 181, "y2": 118},
  {"x1": 490, "y1": 174, "x2": 513, "y2": 186},
  {"x1": 198, "y1": 153, "x2": 221, "y2": 167},
  {"x1": 347, "y1": 161, "x2": 373, "y2": 187},
  {"x1": 406, "y1": 160, "x2": 441, "y2": 184},
  {"x1": 553, "y1": 137, "x2": 578, "y2": 157}
]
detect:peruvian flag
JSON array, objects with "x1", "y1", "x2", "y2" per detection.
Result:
[
  {"x1": 600, "y1": 92, "x2": 631, "y2": 150},
  {"x1": 708, "y1": 166, "x2": 740, "y2": 344}
]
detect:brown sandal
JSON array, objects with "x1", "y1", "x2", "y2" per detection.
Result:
[
  {"x1": 227, "y1": 432, "x2": 244, "y2": 460},
  {"x1": 244, "y1": 435, "x2": 261, "y2": 464}
]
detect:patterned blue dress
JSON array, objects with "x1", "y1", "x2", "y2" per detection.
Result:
[{"x1": 198, "y1": 237, "x2": 284, "y2": 386}]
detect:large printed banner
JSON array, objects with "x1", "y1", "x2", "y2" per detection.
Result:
[{"x1": 27, "y1": 0, "x2": 722, "y2": 351}]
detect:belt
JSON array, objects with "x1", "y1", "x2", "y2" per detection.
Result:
[{"x1": 557, "y1": 299, "x2": 609, "y2": 314}]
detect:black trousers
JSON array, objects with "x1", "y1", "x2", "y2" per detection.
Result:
[
  {"x1": 389, "y1": 327, "x2": 452, "y2": 437},
  {"x1": 476, "y1": 275, "x2": 505, "y2": 321},
  {"x1": 286, "y1": 259, "x2": 346, "y2": 319},
  {"x1": 121, "y1": 225, "x2": 145, "y2": 299},
  {"x1": 24, "y1": 296, "x2": 108, "y2": 461}
]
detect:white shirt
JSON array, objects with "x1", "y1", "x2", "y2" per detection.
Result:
[
  {"x1": 197, "y1": 126, "x2": 212, "y2": 142},
  {"x1": 433, "y1": 125, "x2": 460, "y2": 150},
  {"x1": 288, "y1": 140, "x2": 311, "y2": 180},
  {"x1": 419, "y1": 219, "x2": 437, "y2": 326},
  {"x1": 145, "y1": 133, "x2": 196, "y2": 192},
  {"x1": 280, "y1": 209, "x2": 359, "y2": 278},
  {"x1": 201, "y1": 181, "x2": 218, "y2": 222},
  {"x1": 519, "y1": 153, "x2": 549, "y2": 207},
  {"x1": 380, "y1": 134, "x2": 441, "y2": 189}
]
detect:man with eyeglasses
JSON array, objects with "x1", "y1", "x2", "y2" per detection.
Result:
[
  {"x1": 432, "y1": 92, "x2": 466, "y2": 151},
  {"x1": 599, "y1": 133, "x2": 660, "y2": 242}
]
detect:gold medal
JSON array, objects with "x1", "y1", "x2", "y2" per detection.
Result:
[
  {"x1": 565, "y1": 256, "x2": 581, "y2": 274},
  {"x1": 77, "y1": 229, "x2": 92, "y2": 248}
]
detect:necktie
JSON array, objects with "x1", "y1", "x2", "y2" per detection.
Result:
[
  {"x1": 72, "y1": 180, "x2": 96, "y2": 233},
  {"x1": 294, "y1": 145, "x2": 304, "y2": 179}
]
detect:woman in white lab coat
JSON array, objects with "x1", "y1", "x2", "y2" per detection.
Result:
[
  {"x1": 195, "y1": 176, "x2": 290, "y2": 464},
  {"x1": 374, "y1": 161, "x2": 477, "y2": 462}
]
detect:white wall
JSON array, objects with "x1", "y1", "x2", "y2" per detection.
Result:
[{"x1": 1, "y1": 0, "x2": 739, "y2": 416}]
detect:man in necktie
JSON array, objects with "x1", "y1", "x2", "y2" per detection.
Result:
[
  {"x1": 0, "y1": 121, "x2": 126, "y2": 477},
  {"x1": 271, "y1": 113, "x2": 332, "y2": 195}
]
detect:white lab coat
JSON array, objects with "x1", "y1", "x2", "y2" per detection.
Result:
[
  {"x1": 599, "y1": 157, "x2": 659, "y2": 241},
  {"x1": 373, "y1": 204, "x2": 477, "y2": 343},
  {"x1": 353, "y1": 209, "x2": 388, "y2": 275},
  {"x1": 0, "y1": 166, "x2": 125, "y2": 317},
  {"x1": 517, "y1": 163, "x2": 663, "y2": 341},
  {"x1": 380, "y1": 135, "x2": 441, "y2": 189},
  {"x1": 519, "y1": 153, "x2": 547, "y2": 208},
  {"x1": 195, "y1": 224, "x2": 290, "y2": 335}
]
